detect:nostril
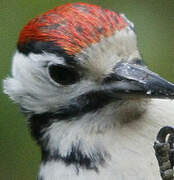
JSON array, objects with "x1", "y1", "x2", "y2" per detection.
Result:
[
  {"x1": 103, "y1": 73, "x2": 121, "y2": 84},
  {"x1": 131, "y1": 58, "x2": 145, "y2": 66}
]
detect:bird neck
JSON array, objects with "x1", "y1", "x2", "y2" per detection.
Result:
[
  {"x1": 30, "y1": 99, "x2": 149, "y2": 179},
  {"x1": 36, "y1": 111, "x2": 112, "y2": 180}
]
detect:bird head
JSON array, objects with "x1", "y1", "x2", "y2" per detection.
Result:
[{"x1": 3, "y1": 2, "x2": 174, "y2": 172}]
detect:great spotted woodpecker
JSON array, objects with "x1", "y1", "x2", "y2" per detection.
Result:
[{"x1": 3, "y1": 2, "x2": 174, "y2": 180}]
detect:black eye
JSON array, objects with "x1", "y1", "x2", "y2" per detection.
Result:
[{"x1": 48, "y1": 64, "x2": 80, "y2": 85}]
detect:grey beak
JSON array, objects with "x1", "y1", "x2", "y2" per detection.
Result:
[{"x1": 104, "y1": 62, "x2": 174, "y2": 99}]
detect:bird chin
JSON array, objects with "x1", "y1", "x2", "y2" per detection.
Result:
[{"x1": 113, "y1": 98, "x2": 150, "y2": 124}]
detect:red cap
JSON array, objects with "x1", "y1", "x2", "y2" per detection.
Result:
[{"x1": 18, "y1": 3, "x2": 128, "y2": 55}]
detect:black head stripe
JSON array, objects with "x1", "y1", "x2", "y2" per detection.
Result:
[
  {"x1": 29, "y1": 88, "x2": 114, "y2": 121},
  {"x1": 18, "y1": 41, "x2": 75, "y2": 62},
  {"x1": 28, "y1": 88, "x2": 118, "y2": 143}
]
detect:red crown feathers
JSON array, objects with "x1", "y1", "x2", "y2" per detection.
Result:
[{"x1": 18, "y1": 2, "x2": 128, "y2": 55}]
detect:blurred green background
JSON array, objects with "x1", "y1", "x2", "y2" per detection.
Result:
[{"x1": 1, "y1": 0, "x2": 174, "y2": 179}]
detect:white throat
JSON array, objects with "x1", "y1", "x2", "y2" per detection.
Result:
[{"x1": 38, "y1": 99, "x2": 174, "y2": 180}]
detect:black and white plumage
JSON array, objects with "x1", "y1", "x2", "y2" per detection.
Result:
[{"x1": 3, "y1": 3, "x2": 174, "y2": 180}]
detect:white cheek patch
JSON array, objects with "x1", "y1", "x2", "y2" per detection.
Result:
[{"x1": 3, "y1": 51, "x2": 96, "y2": 113}]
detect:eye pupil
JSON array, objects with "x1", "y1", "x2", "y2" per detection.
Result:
[{"x1": 48, "y1": 65, "x2": 80, "y2": 85}]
